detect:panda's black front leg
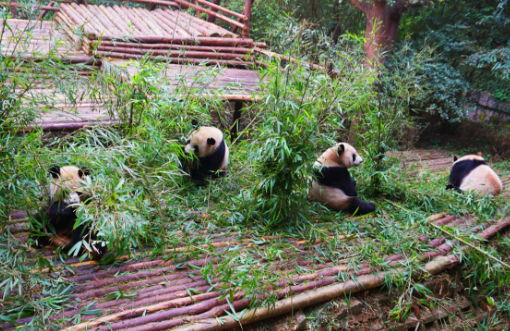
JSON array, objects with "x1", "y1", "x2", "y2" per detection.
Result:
[
  {"x1": 64, "y1": 224, "x2": 106, "y2": 260},
  {"x1": 446, "y1": 184, "x2": 462, "y2": 193},
  {"x1": 29, "y1": 212, "x2": 52, "y2": 248},
  {"x1": 351, "y1": 179, "x2": 357, "y2": 188}
]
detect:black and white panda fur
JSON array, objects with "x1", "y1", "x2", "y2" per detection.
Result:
[
  {"x1": 446, "y1": 155, "x2": 503, "y2": 196},
  {"x1": 30, "y1": 165, "x2": 106, "y2": 260},
  {"x1": 308, "y1": 142, "x2": 376, "y2": 215},
  {"x1": 184, "y1": 126, "x2": 229, "y2": 181}
]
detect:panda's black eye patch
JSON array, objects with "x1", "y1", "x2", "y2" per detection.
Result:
[
  {"x1": 352, "y1": 154, "x2": 356, "y2": 162},
  {"x1": 186, "y1": 140, "x2": 190, "y2": 144}
]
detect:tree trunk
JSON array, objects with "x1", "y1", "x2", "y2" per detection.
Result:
[{"x1": 351, "y1": 0, "x2": 404, "y2": 66}]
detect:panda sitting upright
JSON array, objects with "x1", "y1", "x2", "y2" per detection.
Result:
[
  {"x1": 446, "y1": 154, "x2": 503, "y2": 196},
  {"x1": 30, "y1": 165, "x2": 106, "y2": 260},
  {"x1": 308, "y1": 142, "x2": 376, "y2": 215},
  {"x1": 183, "y1": 126, "x2": 229, "y2": 182}
]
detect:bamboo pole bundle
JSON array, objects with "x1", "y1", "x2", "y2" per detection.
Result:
[
  {"x1": 141, "y1": 7, "x2": 193, "y2": 38},
  {"x1": 92, "y1": 40, "x2": 254, "y2": 53},
  {"x1": 88, "y1": 5, "x2": 121, "y2": 35},
  {"x1": 167, "y1": 9, "x2": 237, "y2": 37},
  {"x1": 164, "y1": 9, "x2": 221, "y2": 37},
  {"x1": 89, "y1": 33, "x2": 255, "y2": 47},
  {"x1": 75, "y1": 4, "x2": 110, "y2": 34},
  {"x1": 101, "y1": 6, "x2": 136, "y2": 36},
  {"x1": 117, "y1": 5, "x2": 153, "y2": 36},
  {"x1": 131, "y1": 7, "x2": 163, "y2": 36},
  {"x1": 151, "y1": 10, "x2": 194, "y2": 37},
  {"x1": 170, "y1": 0, "x2": 245, "y2": 30},
  {"x1": 93, "y1": 50, "x2": 256, "y2": 66},
  {"x1": 59, "y1": 4, "x2": 88, "y2": 29},
  {"x1": 193, "y1": 0, "x2": 246, "y2": 21},
  {"x1": 153, "y1": 8, "x2": 203, "y2": 37},
  {"x1": 96, "y1": 46, "x2": 251, "y2": 60}
]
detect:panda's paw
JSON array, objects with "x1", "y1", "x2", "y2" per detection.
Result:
[
  {"x1": 445, "y1": 184, "x2": 455, "y2": 190},
  {"x1": 90, "y1": 243, "x2": 108, "y2": 261},
  {"x1": 351, "y1": 179, "x2": 357, "y2": 187},
  {"x1": 29, "y1": 235, "x2": 49, "y2": 249}
]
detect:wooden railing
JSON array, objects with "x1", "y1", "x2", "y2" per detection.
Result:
[{"x1": 0, "y1": 0, "x2": 253, "y2": 38}]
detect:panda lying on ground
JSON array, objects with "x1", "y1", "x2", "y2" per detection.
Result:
[
  {"x1": 30, "y1": 166, "x2": 106, "y2": 260},
  {"x1": 308, "y1": 142, "x2": 376, "y2": 216},
  {"x1": 446, "y1": 154, "x2": 503, "y2": 196},
  {"x1": 183, "y1": 126, "x2": 229, "y2": 182}
]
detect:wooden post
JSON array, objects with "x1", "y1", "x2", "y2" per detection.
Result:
[
  {"x1": 242, "y1": 0, "x2": 252, "y2": 39},
  {"x1": 37, "y1": 1, "x2": 54, "y2": 20},
  {"x1": 230, "y1": 101, "x2": 243, "y2": 143},
  {"x1": 206, "y1": 0, "x2": 220, "y2": 23},
  {"x1": 194, "y1": 0, "x2": 201, "y2": 18},
  {"x1": 10, "y1": 0, "x2": 17, "y2": 18}
]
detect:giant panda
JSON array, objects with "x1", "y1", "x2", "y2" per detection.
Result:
[
  {"x1": 30, "y1": 165, "x2": 106, "y2": 260},
  {"x1": 183, "y1": 126, "x2": 229, "y2": 182},
  {"x1": 308, "y1": 142, "x2": 376, "y2": 215},
  {"x1": 446, "y1": 155, "x2": 503, "y2": 196}
]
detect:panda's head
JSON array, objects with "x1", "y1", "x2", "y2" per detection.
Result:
[
  {"x1": 320, "y1": 142, "x2": 362, "y2": 168},
  {"x1": 49, "y1": 165, "x2": 89, "y2": 204},
  {"x1": 184, "y1": 126, "x2": 224, "y2": 158},
  {"x1": 453, "y1": 154, "x2": 484, "y2": 164}
]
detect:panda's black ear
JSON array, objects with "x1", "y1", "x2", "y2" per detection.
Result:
[
  {"x1": 338, "y1": 144, "x2": 345, "y2": 154},
  {"x1": 49, "y1": 166, "x2": 60, "y2": 178},
  {"x1": 78, "y1": 169, "x2": 90, "y2": 178},
  {"x1": 191, "y1": 119, "x2": 198, "y2": 126},
  {"x1": 453, "y1": 156, "x2": 458, "y2": 162},
  {"x1": 207, "y1": 138, "x2": 216, "y2": 145}
]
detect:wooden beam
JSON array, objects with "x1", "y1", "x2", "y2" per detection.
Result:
[
  {"x1": 206, "y1": 0, "x2": 220, "y2": 23},
  {"x1": 242, "y1": 0, "x2": 252, "y2": 38}
]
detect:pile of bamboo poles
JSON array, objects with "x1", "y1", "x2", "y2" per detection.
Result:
[
  {"x1": 3, "y1": 212, "x2": 510, "y2": 330},
  {"x1": 55, "y1": 3, "x2": 266, "y2": 66}
]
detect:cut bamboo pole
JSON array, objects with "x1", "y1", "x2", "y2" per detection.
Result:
[
  {"x1": 59, "y1": 3, "x2": 87, "y2": 28},
  {"x1": 89, "y1": 34, "x2": 255, "y2": 46},
  {"x1": 96, "y1": 46, "x2": 250, "y2": 59},
  {"x1": 154, "y1": 8, "x2": 202, "y2": 36},
  {"x1": 108, "y1": 6, "x2": 140, "y2": 36},
  {"x1": 242, "y1": 0, "x2": 252, "y2": 38},
  {"x1": 88, "y1": 5, "x2": 121, "y2": 35},
  {"x1": 131, "y1": 7, "x2": 163, "y2": 36},
  {"x1": 168, "y1": 9, "x2": 236, "y2": 37},
  {"x1": 193, "y1": 0, "x2": 246, "y2": 21},
  {"x1": 54, "y1": 13, "x2": 80, "y2": 45},
  {"x1": 171, "y1": 0, "x2": 245, "y2": 29},
  {"x1": 98, "y1": 5, "x2": 131, "y2": 36},
  {"x1": 76, "y1": 3, "x2": 110, "y2": 34},
  {"x1": 36, "y1": 1, "x2": 54, "y2": 20},
  {"x1": 117, "y1": 5, "x2": 153, "y2": 36},
  {"x1": 106, "y1": 0, "x2": 179, "y2": 8},
  {"x1": 0, "y1": 2, "x2": 59, "y2": 11},
  {"x1": 92, "y1": 40, "x2": 254, "y2": 53},
  {"x1": 176, "y1": 256, "x2": 459, "y2": 331},
  {"x1": 146, "y1": 10, "x2": 180, "y2": 37},
  {"x1": 151, "y1": 10, "x2": 194, "y2": 37}
]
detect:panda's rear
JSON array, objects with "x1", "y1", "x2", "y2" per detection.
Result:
[{"x1": 447, "y1": 155, "x2": 503, "y2": 196}]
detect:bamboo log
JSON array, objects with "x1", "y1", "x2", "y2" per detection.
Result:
[
  {"x1": 88, "y1": 5, "x2": 122, "y2": 35},
  {"x1": 36, "y1": 1, "x2": 54, "y2": 20},
  {"x1": 433, "y1": 215, "x2": 457, "y2": 226},
  {"x1": 54, "y1": 13, "x2": 80, "y2": 45},
  {"x1": 116, "y1": 5, "x2": 153, "y2": 36},
  {"x1": 171, "y1": 0, "x2": 245, "y2": 29},
  {"x1": 75, "y1": 4, "x2": 110, "y2": 34},
  {"x1": 479, "y1": 217, "x2": 510, "y2": 240},
  {"x1": 106, "y1": 0, "x2": 179, "y2": 8},
  {"x1": 150, "y1": 10, "x2": 194, "y2": 37},
  {"x1": 193, "y1": 0, "x2": 246, "y2": 21},
  {"x1": 59, "y1": 3, "x2": 86, "y2": 27},
  {"x1": 102, "y1": 6, "x2": 136, "y2": 36},
  {"x1": 154, "y1": 8, "x2": 202, "y2": 36},
  {"x1": 93, "y1": 40, "x2": 254, "y2": 53},
  {"x1": 131, "y1": 7, "x2": 163, "y2": 36},
  {"x1": 89, "y1": 33, "x2": 254, "y2": 46},
  {"x1": 427, "y1": 212, "x2": 448, "y2": 221},
  {"x1": 175, "y1": 256, "x2": 459, "y2": 331},
  {"x1": 0, "y1": 3, "x2": 59, "y2": 11},
  {"x1": 167, "y1": 9, "x2": 236, "y2": 37},
  {"x1": 96, "y1": 46, "x2": 251, "y2": 60},
  {"x1": 242, "y1": 0, "x2": 252, "y2": 38},
  {"x1": 164, "y1": 9, "x2": 221, "y2": 37},
  {"x1": 141, "y1": 7, "x2": 188, "y2": 37}
]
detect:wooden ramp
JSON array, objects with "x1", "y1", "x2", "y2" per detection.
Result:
[{"x1": 3, "y1": 211, "x2": 510, "y2": 330}]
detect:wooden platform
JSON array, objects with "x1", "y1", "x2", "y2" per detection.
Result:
[{"x1": 3, "y1": 211, "x2": 510, "y2": 330}]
